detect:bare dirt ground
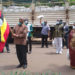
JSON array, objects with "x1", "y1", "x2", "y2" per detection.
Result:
[{"x1": 0, "y1": 44, "x2": 75, "y2": 75}]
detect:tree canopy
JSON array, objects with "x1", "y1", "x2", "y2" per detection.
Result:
[{"x1": 2, "y1": 0, "x2": 75, "y2": 3}]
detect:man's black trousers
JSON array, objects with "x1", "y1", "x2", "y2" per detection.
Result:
[
  {"x1": 27, "y1": 37, "x2": 32, "y2": 52},
  {"x1": 41, "y1": 35, "x2": 48, "y2": 47},
  {"x1": 16, "y1": 45, "x2": 27, "y2": 65}
]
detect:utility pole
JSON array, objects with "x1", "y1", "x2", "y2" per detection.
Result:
[
  {"x1": 65, "y1": 0, "x2": 69, "y2": 25},
  {"x1": 0, "y1": 0, "x2": 2, "y2": 11},
  {"x1": 31, "y1": 0, "x2": 35, "y2": 25},
  {"x1": 8, "y1": 0, "x2": 11, "y2": 6},
  {"x1": 0, "y1": 0, "x2": 2, "y2": 42}
]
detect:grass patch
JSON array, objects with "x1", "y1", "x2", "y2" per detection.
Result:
[{"x1": 0, "y1": 71, "x2": 61, "y2": 75}]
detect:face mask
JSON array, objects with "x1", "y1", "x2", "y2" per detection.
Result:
[
  {"x1": 56, "y1": 22, "x2": 59, "y2": 25},
  {"x1": 18, "y1": 22, "x2": 22, "y2": 26},
  {"x1": 44, "y1": 22, "x2": 47, "y2": 26},
  {"x1": 25, "y1": 21, "x2": 28, "y2": 25},
  {"x1": 73, "y1": 26, "x2": 75, "y2": 29},
  {"x1": 0, "y1": 19, "x2": 3, "y2": 27},
  {"x1": 59, "y1": 21, "x2": 62, "y2": 25}
]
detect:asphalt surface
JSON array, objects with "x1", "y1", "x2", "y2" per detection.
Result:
[{"x1": 0, "y1": 44, "x2": 75, "y2": 75}]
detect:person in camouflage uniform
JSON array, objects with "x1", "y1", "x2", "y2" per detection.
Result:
[{"x1": 53, "y1": 20, "x2": 63, "y2": 54}]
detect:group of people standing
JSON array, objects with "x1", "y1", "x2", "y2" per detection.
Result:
[
  {"x1": 41, "y1": 19, "x2": 75, "y2": 56},
  {"x1": 1, "y1": 17, "x2": 75, "y2": 69},
  {"x1": 0, "y1": 17, "x2": 33, "y2": 69},
  {"x1": 41, "y1": 19, "x2": 70, "y2": 54}
]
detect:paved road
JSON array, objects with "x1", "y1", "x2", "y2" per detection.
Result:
[{"x1": 0, "y1": 44, "x2": 75, "y2": 75}]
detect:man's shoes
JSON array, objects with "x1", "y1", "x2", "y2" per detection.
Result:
[
  {"x1": 7, "y1": 51, "x2": 10, "y2": 53},
  {"x1": 46, "y1": 46, "x2": 48, "y2": 48},
  {"x1": 41, "y1": 46, "x2": 44, "y2": 48},
  {"x1": 16, "y1": 64, "x2": 22, "y2": 68},
  {"x1": 59, "y1": 51, "x2": 62, "y2": 54},
  {"x1": 56, "y1": 51, "x2": 59, "y2": 54},
  {"x1": 28, "y1": 51, "x2": 31, "y2": 54},
  {"x1": 23, "y1": 65, "x2": 27, "y2": 69}
]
